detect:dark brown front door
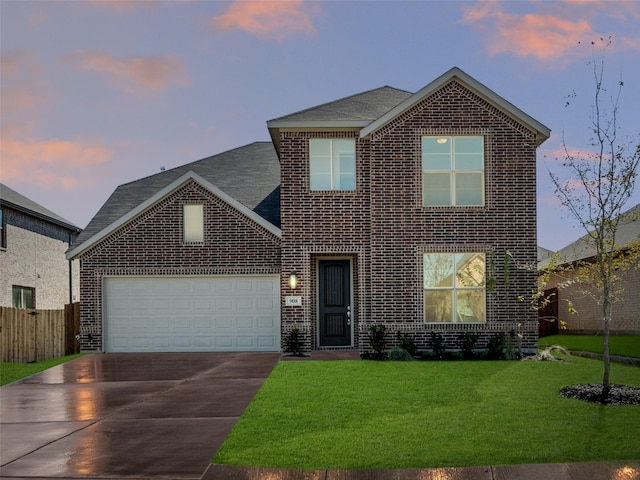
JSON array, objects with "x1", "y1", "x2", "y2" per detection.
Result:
[{"x1": 318, "y1": 259, "x2": 352, "y2": 347}]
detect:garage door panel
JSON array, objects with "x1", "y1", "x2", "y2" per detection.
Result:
[{"x1": 104, "y1": 276, "x2": 280, "y2": 353}]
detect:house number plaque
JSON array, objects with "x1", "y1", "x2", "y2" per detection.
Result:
[{"x1": 285, "y1": 296, "x2": 302, "y2": 307}]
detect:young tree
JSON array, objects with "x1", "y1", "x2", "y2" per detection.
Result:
[{"x1": 550, "y1": 39, "x2": 640, "y2": 399}]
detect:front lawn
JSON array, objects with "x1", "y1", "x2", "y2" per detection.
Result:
[
  {"x1": 0, "y1": 354, "x2": 83, "y2": 386},
  {"x1": 539, "y1": 335, "x2": 640, "y2": 358},
  {"x1": 213, "y1": 357, "x2": 640, "y2": 469}
]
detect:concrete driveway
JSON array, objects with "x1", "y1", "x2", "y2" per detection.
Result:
[{"x1": 0, "y1": 352, "x2": 280, "y2": 479}]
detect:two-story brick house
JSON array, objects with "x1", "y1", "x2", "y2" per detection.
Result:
[
  {"x1": 67, "y1": 67, "x2": 550, "y2": 354},
  {"x1": 1, "y1": 183, "x2": 81, "y2": 309}
]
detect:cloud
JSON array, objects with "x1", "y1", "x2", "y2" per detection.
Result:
[
  {"x1": 0, "y1": 134, "x2": 112, "y2": 189},
  {"x1": 65, "y1": 51, "x2": 188, "y2": 95},
  {"x1": 211, "y1": 0, "x2": 316, "y2": 40},
  {"x1": 461, "y1": 1, "x2": 640, "y2": 62},
  {"x1": 1, "y1": 50, "x2": 49, "y2": 115},
  {"x1": 1, "y1": 51, "x2": 113, "y2": 190}
]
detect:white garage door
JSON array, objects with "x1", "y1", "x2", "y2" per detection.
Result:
[{"x1": 103, "y1": 276, "x2": 280, "y2": 353}]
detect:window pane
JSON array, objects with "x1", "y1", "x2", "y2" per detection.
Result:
[
  {"x1": 422, "y1": 136, "x2": 452, "y2": 154},
  {"x1": 310, "y1": 174, "x2": 332, "y2": 190},
  {"x1": 424, "y1": 290, "x2": 453, "y2": 322},
  {"x1": 422, "y1": 137, "x2": 452, "y2": 170},
  {"x1": 455, "y1": 173, "x2": 483, "y2": 206},
  {"x1": 454, "y1": 153, "x2": 483, "y2": 170},
  {"x1": 310, "y1": 139, "x2": 331, "y2": 157},
  {"x1": 23, "y1": 288, "x2": 34, "y2": 309},
  {"x1": 455, "y1": 253, "x2": 485, "y2": 287},
  {"x1": 12, "y1": 286, "x2": 22, "y2": 308},
  {"x1": 333, "y1": 140, "x2": 355, "y2": 191},
  {"x1": 183, "y1": 204, "x2": 204, "y2": 242},
  {"x1": 454, "y1": 136, "x2": 483, "y2": 154},
  {"x1": 456, "y1": 290, "x2": 485, "y2": 322},
  {"x1": 424, "y1": 254, "x2": 454, "y2": 288},
  {"x1": 423, "y1": 154, "x2": 452, "y2": 171},
  {"x1": 335, "y1": 173, "x2": 356, "y2": 190},
  {"x1": 423, "y1": 173, "x2": 451, "y2": 206}
]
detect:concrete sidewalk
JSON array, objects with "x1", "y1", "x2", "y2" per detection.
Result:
[{"x1": 201, "y1": 461, "x2": 640, "y2": 479}]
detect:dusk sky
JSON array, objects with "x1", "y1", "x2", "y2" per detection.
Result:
[{"x1": 1, "y1": 0, "x2": 639, "y2": 251}]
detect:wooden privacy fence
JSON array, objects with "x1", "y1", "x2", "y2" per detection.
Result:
[{"x1": 0, "y1": 303, "x2": 80, "y2": 363}]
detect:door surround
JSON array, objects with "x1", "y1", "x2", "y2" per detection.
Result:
[{"x1": 316, "y1": 257, "x2": 354, "y2": 348}]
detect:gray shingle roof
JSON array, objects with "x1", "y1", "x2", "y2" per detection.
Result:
[
  {"x1": 540, "y1": 203, "x2": 640, "y2": 268},
  {"x1": 268, "y1": 86, "x2": 413, "y2": 123},
  {"x1": 1, "y1": 182, "x2": 80, "y2": 231},
  {"x1": 73, "y1": 142, "x2": 280, "y2": 247}
]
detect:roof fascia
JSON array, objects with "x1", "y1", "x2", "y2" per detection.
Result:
[
  {"x1": 66, "y1": 171, "x2": 282, "y2": 260},
  {"x1": 360, "y1": 67, "x2": 551, "y2": 144},
  {"x1": 1, "y1": 199, "x2": 81, "y2": 233}
]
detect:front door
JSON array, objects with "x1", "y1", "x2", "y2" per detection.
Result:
[{"x1": 318, "y1": 259, "x2": 352, "y2": 346}]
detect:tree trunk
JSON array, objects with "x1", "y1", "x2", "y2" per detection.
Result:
[{"x1": 601, "y1": 293, "x2": 612, "y2": 402}]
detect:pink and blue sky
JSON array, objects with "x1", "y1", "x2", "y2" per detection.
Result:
[{"x1": 1, "y1": 0, "x2": 639, "y2": 250}]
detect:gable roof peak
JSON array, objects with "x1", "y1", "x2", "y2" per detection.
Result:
[{"x1": 360, "y1": 66, "x2": 551, "y2": 145}]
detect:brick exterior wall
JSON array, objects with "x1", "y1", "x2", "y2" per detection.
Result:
[
  {"x1": 77, "y1": 181, "x2": 281, "y2": 351},
  {"x1": 545, "y1": 266, "x2": 640, "y2": 335},
  {"x1": 0, "y1": 208, "x2": 79, "y2": 309},
  {"x1": 280, "y1": 80, "x2": 541, "y2": 354}
]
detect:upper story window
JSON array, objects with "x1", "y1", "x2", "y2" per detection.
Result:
[
  {"x1": 183, "y1": 204, "x2": 204, "y2": 243},
  {"x1": 423, "y1": 253, "x2": 486, "y2": 323},
  {"x1": 13, "y1": 285, "x2": 35, "y2": 309},
  {"x1": 422, "y1": 136, "x2": 484, "y2": 206},
  {"x1": 309, "y1": 139, "x2": 356, "y2": 191}
]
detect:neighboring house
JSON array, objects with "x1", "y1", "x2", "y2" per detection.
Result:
[
  {"x1": 539, "y1": 203, "x2": 640, "y2": 335},
  {"x1": 1, "y1": 183, "x2": 81, "y2": 309},
  {"x1": 67, "y1": 67, "x2": 550, "y2": 354}
]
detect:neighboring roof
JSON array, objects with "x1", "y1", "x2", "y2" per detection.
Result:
[
  {"x1": 267, "y1": 86, "x2": 412, "y2": 154},
  {"x1": 66, "y1": 171, "x2": 281, "y2": 260},
  {"x1": 360, "y1": 67, "x2": 551, "y2": 145},
  {"x1": 71, "y1": 141, "x2": 280, "y2": 248},
  {"x1": 0, "y1": 183, "x2": 80, "y2": 232},
  {"x1": 537, "y1": 246, "x2": 555, "y2": 263},
  {"x1": 540, "y1": 203, "x2": 640, "y2": 268}
]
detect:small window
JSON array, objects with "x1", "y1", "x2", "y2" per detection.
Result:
[
  {"x1": 183, "y1": 204, "x2": 204, "y2": 243},
  {"x1": 423, "y1": 253, "x2": 486, "y2": 323},
  {"x1": 422, "y1": 136, "x2": 484, "y2": 206},
  {"x1": 310, "y1": 139, "x2": 356, "y2": 191},
  {"x1": 13, "y1": 285, "x2": 35, "y2": 309}
]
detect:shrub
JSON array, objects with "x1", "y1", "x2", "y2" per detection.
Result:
[
  {"x1": 396, "y1": 332, "x2": 417, "y2": 357},
  {"x1": 369, "y1": 324, "x2": 387, "y2": 354},
  {"x1": 389, "y1": 347, "x2": 414, "y2": 361},
  {"x1": 430, "y1": 332, "x2": 447, "y2": 360},
  {"x1": 459, "y1": 333, "x2": 479, "y2": 359},
  {"x1": 283, "y1": 328, "x2": 304, "y2": 356},
  {"x1": 487, "y1": 333, "x2": 506, "y2": 360}
]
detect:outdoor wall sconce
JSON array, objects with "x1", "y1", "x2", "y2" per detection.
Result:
[{"x1": 289, "y1": 273, "x2": 298, "y2": 290}]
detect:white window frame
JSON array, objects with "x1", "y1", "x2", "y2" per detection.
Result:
[
  {"x1": 422, "y1": 136, "x2": 484, "y2": 206},
  {"x1": 183, "y1": 204, "x2": 204, "y2": 243},
  {"x1": 423, "y1": 253, "x2": 486, "y2": 323},
  {"x1": 13, "y1": 285, "x2": 35, "y2": 309},
  {"x1": 309, "y1": 138, "x2": 356, "y2": 191}
]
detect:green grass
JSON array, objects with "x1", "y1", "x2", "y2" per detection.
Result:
[
  {"x1": 1, "y1": 354, "x2": 83, "y2": 386},
  {"x1": 213, "y1": 357, "x2": 640, "y2": 469},
  {"x1": 539, "y1": 335, "x2": 640, "y2": 358}
]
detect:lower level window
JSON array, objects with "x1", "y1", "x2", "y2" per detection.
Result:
[
  {"x1": 423, "y1": 253, "x2": 485, "y2": 323},
  {"x1": 13, "y1": 285, "x2": 35, "y2": 309}
]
